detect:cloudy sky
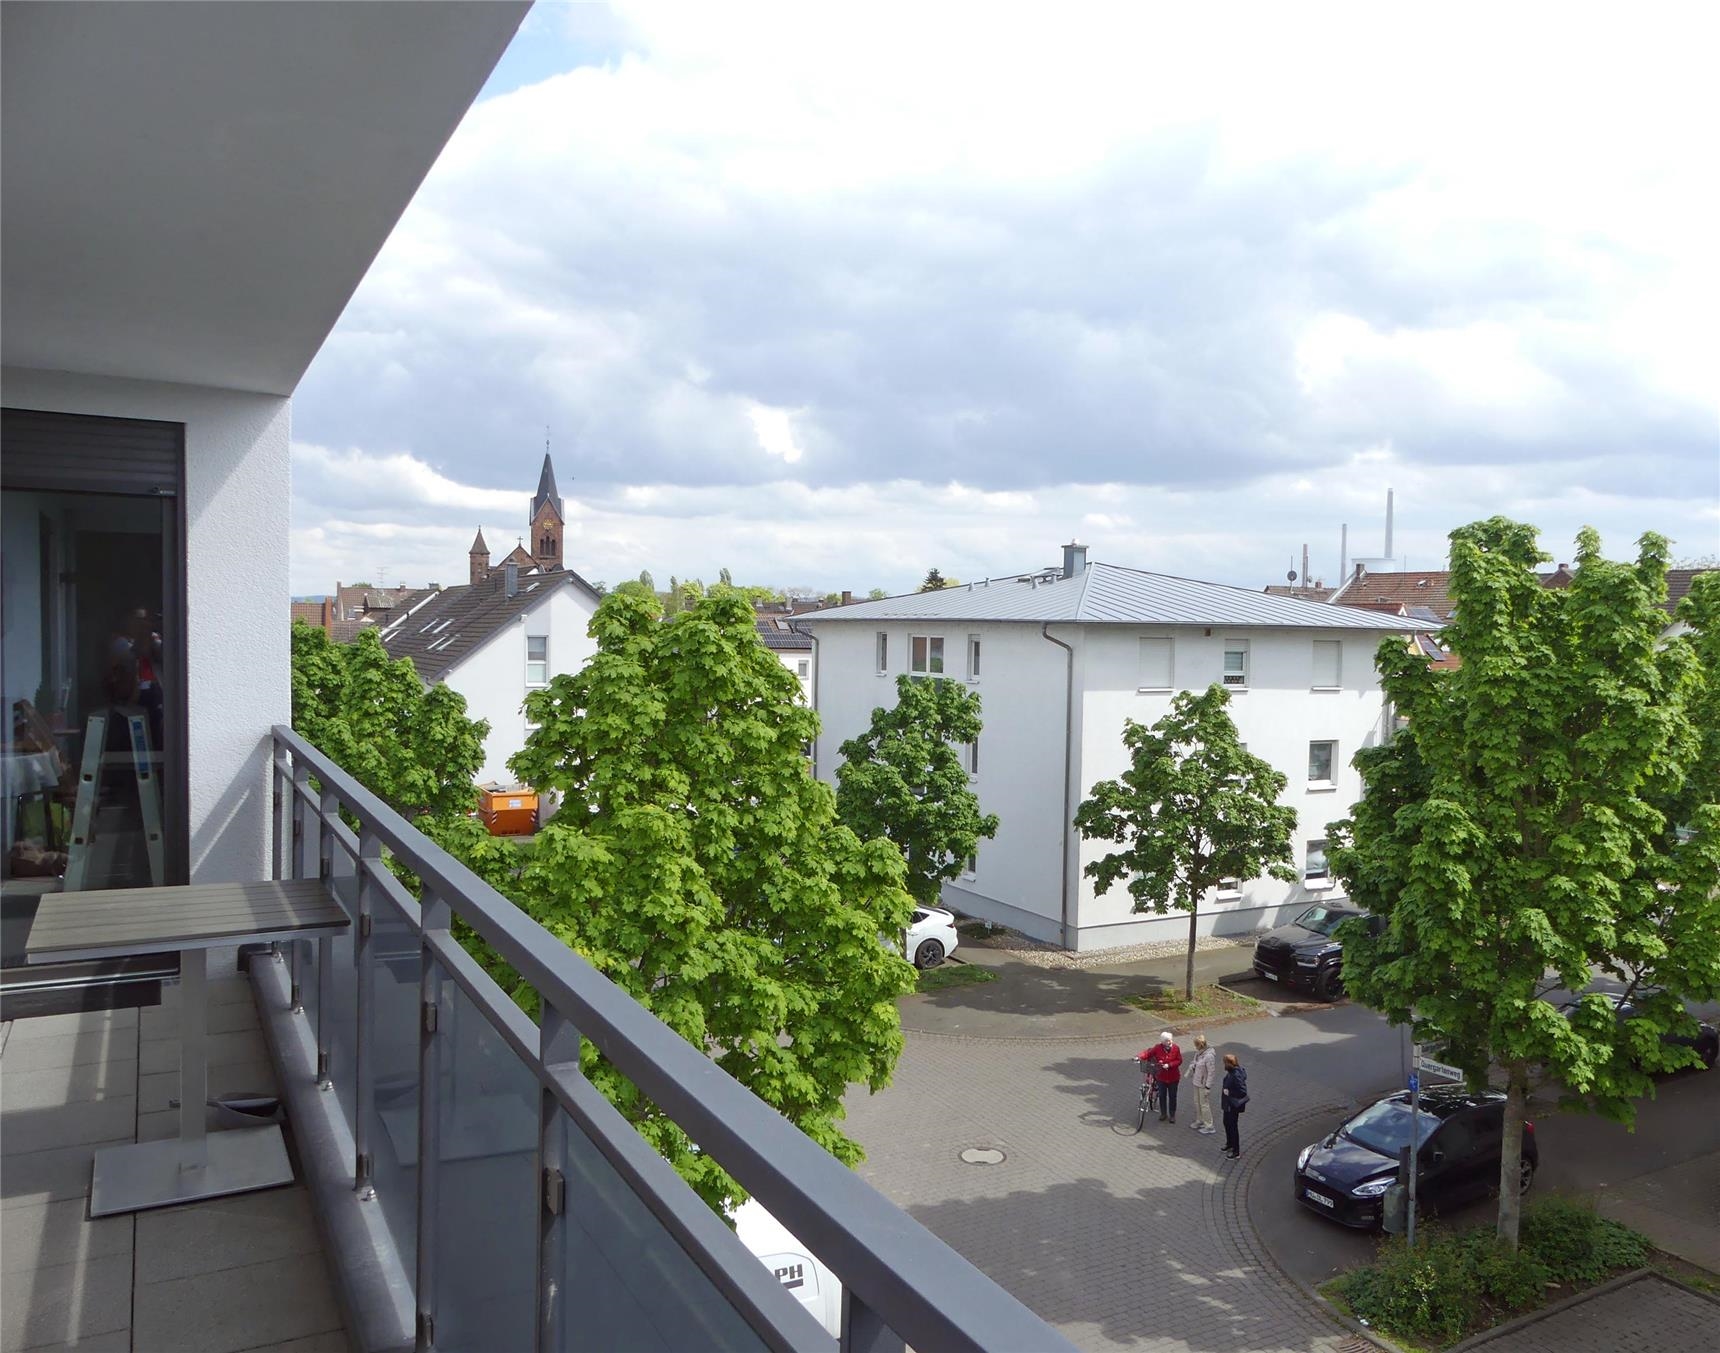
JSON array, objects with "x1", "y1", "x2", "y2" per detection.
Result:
[{"x1": 289, "y1": 2, "x2": 1718, "y2": 596}]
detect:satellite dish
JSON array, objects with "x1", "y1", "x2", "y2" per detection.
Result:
[{"x1": 1287, "y1": 570, "x2": 1298, "y2": 583}]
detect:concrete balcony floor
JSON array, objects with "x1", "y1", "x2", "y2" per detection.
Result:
[{"x1": 2, "y1": 955, "x2": 350, "y2": 1353}]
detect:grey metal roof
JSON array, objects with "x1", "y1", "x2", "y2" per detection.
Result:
[{"x1": 797, "y1": 563, "x2": 1435, "y2": 630}]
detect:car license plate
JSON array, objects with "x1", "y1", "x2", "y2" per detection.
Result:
[
  {"x1": 1260, "y1": 970, "x2": 1279, "y2": 981},
  {"x1": 1305, "y1": 1189, "x2": 1334, "y2": 1208}
]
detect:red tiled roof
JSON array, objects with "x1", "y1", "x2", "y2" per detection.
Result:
[{"x1": 1329, "y1": 571, "x2": 1455, "y2": 619}]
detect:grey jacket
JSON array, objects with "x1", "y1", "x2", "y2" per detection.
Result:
[{"x1": 1190, "y1": 1046, "x2": 1218, "y2": 1089}]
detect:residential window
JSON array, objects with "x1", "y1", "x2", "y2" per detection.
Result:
[
  {"x1": 1312, "y1": 639, "x2": 1342, "y2": 689},
  {"x1": 1137, "y1": 637, "x2": 1174, "y2": 691},
  {"x1": 1216, "y1": 877, "x2": 1241, "y2": 898},
  {"x1": 1222, "y1": 640, "x2": 1249, "y2": 688},
  {"x1": 797, "y1": 659, "x2": 809, "y2": 678},
  {"x1": 1305, "y1": 840, "x2": 1331, "y2": 887},
  {"x1": 526, "y1": 635, "x2": 548, "y2": 687},
  {"x1": 1308, "y1": 740, "x2": 1336, "y2": 787},
  {"x1": 967, "y1": 634, "x2": 981, "y2": 681},
  {"x1": 910, "y1": 635, "x2": 945, "y2": 676},
  {"x1": 876, "y1": 632, "x2": 889, "y2": 673},
  {"x1": 962, "y1": 853, "x2": 978, "y2": 879},
  {"x1": 966, "y1": 739, "x2": 980, "y2": 776}
]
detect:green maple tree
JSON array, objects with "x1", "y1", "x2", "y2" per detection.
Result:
[
  {"x1": 495, "y1": 588, "x2": 916, "y2": 1212},
  {"x1": 1329, "y1": 521, "x2": 1719, "y2": 1249},
  {"x1": 289, "y1": 623, "x2": 486, "y2": 821},
  {"x1": 1074, "y1": 685, "x2": 1297, "y2": 1001},
  {"x1": 835, "y1": 675, "x2": 1000, "y2": 908}
]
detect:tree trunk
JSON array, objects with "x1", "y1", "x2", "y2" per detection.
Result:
[
  {"x1": 1185, "y1": 906, "x2": 1198, "y2": 1002},
  {"x1": 1495, "y1": 1060, "x2": 1528, "y2": 1250}
]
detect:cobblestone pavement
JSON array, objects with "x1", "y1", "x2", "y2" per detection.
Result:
[
  {"x1": 1459, "y1": 1272, "x2": 1720, "y2": 1350},
  {"x1": 844, "y1": 1027, "x2": 1354, "y2": 1352}
]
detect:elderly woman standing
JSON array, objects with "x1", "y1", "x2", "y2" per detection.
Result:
[{"x1": 1187, "y1": 1035, "x2": 1218, "y2": 1135}]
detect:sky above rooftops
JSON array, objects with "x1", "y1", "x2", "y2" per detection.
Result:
[{"x1": 288, "y1": 2, "x2": 1719, "y2": 596}]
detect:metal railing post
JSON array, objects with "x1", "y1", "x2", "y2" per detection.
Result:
[
  {"x1": 291, "y1": 759, "x2": 312, "y2": 881},
  {"x1": 841, "y1": 1291, "x2": 906, "y2": 1353},
  {"x1": 354, "y1": 828, "x2": 381, "y2": 1201},
  {"x1": 315, "y1": 788, "x2": 339, "y2": 1092},
  {"x1": 415, "y1": 887, "x2": 451, "y2": 1352},
  {"x1": 535, "y1": 1004, "x2": 581, "y2": 1353}
]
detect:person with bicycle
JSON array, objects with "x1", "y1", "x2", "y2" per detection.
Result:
[{"x1": 1136, "y1": 1031, "x2": 1184, "y2": 1123}]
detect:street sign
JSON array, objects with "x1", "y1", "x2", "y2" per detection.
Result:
[
  {"x1": 1406, "y1": 1072, "x2": 1419, "y2": 1092},
  {"x1": 1416, "y1": 1055, "x2": 1464, "y2": 1083}
]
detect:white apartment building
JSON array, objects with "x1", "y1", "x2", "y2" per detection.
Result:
[{"x1": 801, "y1": 544, "x2": 1432, "y2": 951}]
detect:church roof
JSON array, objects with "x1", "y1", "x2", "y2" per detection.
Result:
[
  {"x1": 469, "y1": 528, "x2": 488, "y2": 554},
  {"x1": 531, "y1": 453, "x2": 563, "y2": 522}
]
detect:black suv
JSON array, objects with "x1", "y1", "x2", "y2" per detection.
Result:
[
  {"x1": 1251, "y1": 903, "x2": 1379, "y2": 1001},
  {"x1": 1294, "y1": 1088, "x2": 1538, "y2": 1229}
]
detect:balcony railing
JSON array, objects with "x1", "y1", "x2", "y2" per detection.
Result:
[{"x1": 265, "y1": 725, "x2": 1073, "y2": 1353}]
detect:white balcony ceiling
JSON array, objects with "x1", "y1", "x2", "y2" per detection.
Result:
[{"x1": 2, "y1": 1, "x2": 529, "y2": 396}]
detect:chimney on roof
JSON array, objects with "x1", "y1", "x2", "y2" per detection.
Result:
[
  {"x1": 1384, "y1": 488, "x2": 1395, "y2": 562},
  {"x1": 504, "y1": 562, "x2": 518, "y2": 598},
  {"x1": 841, "y1": 590, "x2": 853, "y2": 605},
  {"x1": 1061, "y1": 540, "x2": 1088, "y2": 579}
]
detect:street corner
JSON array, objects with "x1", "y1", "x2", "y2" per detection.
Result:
[
  {"x1": 1218, "y1": 972, "x2": 1343, "y2": 1018},
  {"x1": 1243, "y1": 1103, "x2": 1384, "y2": 1296}
]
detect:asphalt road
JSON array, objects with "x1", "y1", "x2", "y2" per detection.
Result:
[{"x1": 1241, "y1": 991, "x2": 1720, "y2": 1290}]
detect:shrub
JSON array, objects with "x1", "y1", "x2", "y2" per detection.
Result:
[
  {"x1": 1465, "y1": 1234, "x2": 1551, "y2": 1311},
  {"x1": 1342, "y1": 1230, "x2": 1478, "y2": 1346},
  {"x1": 1520, "y1": 1195, "x2": 1648, "y2": 1285}
]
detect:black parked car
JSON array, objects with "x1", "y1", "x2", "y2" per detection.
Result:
[
  {"x1": 1293, "y1": 1088, "x2": 1538, "y2": 1230},
  {"x1": 1557, "y1": 991, "x2": 1719, "y2": 1072},
  {"x1": 1251, "y1": 903, "x2": 1380, "y2": 1001}
]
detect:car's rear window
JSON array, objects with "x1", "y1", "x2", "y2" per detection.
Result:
[{"x1": 1341, "y1": 1099, "x2": 1442, "y2": 1155}]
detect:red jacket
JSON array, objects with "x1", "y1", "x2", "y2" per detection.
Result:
[{"x1": 1140, "y1": 1043, "x2": 1183, "y2": 1084}]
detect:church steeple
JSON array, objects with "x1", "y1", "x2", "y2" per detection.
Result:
[
  {"x1": 529, "y1": 452, "x2": 564, "y2": 571},
  {"x1": 468, "y1": 528, "x2": 490, "y2": 585},
  {"x1": 531, "y1": 452, "x2": 563, "y2": 524}
]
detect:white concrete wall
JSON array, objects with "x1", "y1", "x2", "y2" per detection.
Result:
[
  {"x1": 1071, "y1": 627, "x2": 1394, "y2": 949},
  {"x1": 441, "y1": 580, "x2": 599, "y2": 785},
  {"x1": 807, "y1": 614, "x2": 1398, "y2": 951},
  {"x1": 809, "y1": 620, "x2": 1075, "y2": 945},
  {"x1": 2, "y1": 366, "x2": 291, "y2": 886},
  {"x1": 774, "y1": 647, "x2": 814, "y2": 702}
]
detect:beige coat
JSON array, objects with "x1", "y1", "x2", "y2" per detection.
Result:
[{"x1": 1190, "y1": 1046, "x2": 1218, "y2": 1090}]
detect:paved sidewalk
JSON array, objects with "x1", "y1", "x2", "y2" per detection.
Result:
[
  {"x1": 1458, "y1": 1271, "x2": 1720, "y2": 1350},
  {"x1": 904, "y1": 939, "x2": 1300, "y2": 1040},
  {"x1": 1596, "y1": 1153, "x2": 1720, "y2": 1272}
]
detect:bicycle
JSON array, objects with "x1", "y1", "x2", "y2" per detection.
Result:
[{"x1": 1132, "y1": 1060, "x2": 1160, "y2": 1132}]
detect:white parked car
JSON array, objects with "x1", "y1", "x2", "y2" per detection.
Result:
[
  {"x1": 732, "y1": 1199, "x2": 842, "y2": 1337},
  {"x1": 905, "y1": 905, "x2": 959, "y2": 969}
]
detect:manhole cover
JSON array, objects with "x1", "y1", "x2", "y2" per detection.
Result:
[{"x1": 959, "y1": 1147, "x2": 1006, "y2": 1165}]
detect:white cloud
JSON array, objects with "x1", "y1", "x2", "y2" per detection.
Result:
[{"x1": 290, "y1": 1, "x2": 1720, "y2": 590}]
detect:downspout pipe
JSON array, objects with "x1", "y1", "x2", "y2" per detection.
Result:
[{"x1": 1040, "y1": 623, "x2": 1075, "y2": 950}]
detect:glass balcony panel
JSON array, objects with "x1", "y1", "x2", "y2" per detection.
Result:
[
  {"x1": 323, "y1": 855, "x2": 359, "y2": 1125},
  {"x1": 559, "y1": 1110, "x2": 771, "y2": 1352},
  {"x1": 430, "y1": 958, "x2": 539, "y2": 1351},
  {"x1": 367, "y1": 883, "x2": 424, "y2": 1269}
]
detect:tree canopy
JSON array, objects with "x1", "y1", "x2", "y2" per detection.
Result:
[
  {"x1": 1075, "y1": 685, "x2": 1297, "y2": 999},
  {"x1": 1329, "y1": 521, "x2": 1719, "y2": 1249},
  {"x1": 835, "y1": 675, "x2": 1000, "y2": 907},
  {"x1": 918, "y1": 568, "x2": 957, "y2": 592},
  {"x1": 494, "y1": 588, "x2": 917, "y2": 1212},
  {"x1": 290, "y1": 623, "x2": 487, "y2": 821}
]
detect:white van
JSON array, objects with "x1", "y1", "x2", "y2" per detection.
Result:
[{"x1": 732, "y1": 1198, "x2": 843, "y2": 1338}]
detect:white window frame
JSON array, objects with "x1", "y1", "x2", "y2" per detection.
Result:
[
  {"x1": 876, "y1": 631, "x2": 889, "y2": 675},
  {"x1": 967, "y1": 634, "x2": 981, "y2": 682},
  {"x1": 1222, "y1": 639, "x2": 1249, "y2": 689},
  {"x1": 1305, "y1": 839, "x2": 1331, "y2": 889},
  {"x1": 961, "y1": 852, "x2": 978, "y2": 880},
  {"x1": 1137, "y1": 636, "x2": 1174, "y2": 692},
  {"x1": 525, "y1": 634, "x2": 549, "y2": 688},
  {"x1": 1308, "y1": 740, "x2": 1337, "y2": 789},
  {"x1": 796, "y1": 658, "x2": 810, "y2": 678},
  {"x1": 1312, "y1": 638, "x2": 1342, "y2": 691},
  {"x1": 909, "y1": 634, "x2": 946, "y2": 677},
  {"x1": 1216, "y1": 877, "x2": 1242, "y2": 899},
  {"x1": 966, "y1": 738, "x2": 980, "y2": 777}
]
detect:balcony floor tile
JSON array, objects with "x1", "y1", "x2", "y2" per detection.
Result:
[{"x1": 0, "y1": 1251, "x2": 131, "y2": 1352}]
